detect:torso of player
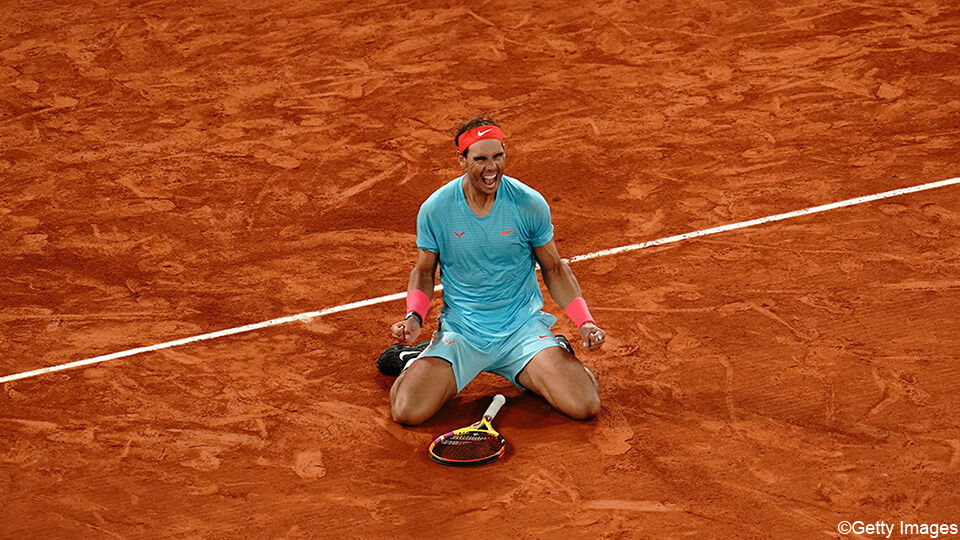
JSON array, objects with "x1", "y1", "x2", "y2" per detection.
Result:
[
  {"x1": 417, "y1": 175, "x2": 554, "y2": 339},
  {"x1": 440, "y1": 176, "x2": 537, "y2": 284}
]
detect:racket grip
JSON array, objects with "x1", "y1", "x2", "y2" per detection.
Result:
[{"x1": 483, "y1": 394, "x2": 506, "y2": 420}]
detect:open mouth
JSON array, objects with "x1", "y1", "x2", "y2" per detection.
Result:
[{"x1": 482, "y1": 173, "x2": 498, "y2": 187}]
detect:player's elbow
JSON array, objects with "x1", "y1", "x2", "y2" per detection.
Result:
[{"x1": 540, "y1": 259, "x2": 570, "y2": 284}]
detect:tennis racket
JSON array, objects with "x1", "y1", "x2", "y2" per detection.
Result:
[{"x1": 428, "y1": 394, "x2": 507, "y2": 466}]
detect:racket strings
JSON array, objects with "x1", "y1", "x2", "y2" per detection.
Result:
[{"x1": 432, "y1": 432, "x2": 503, "y2": 461}]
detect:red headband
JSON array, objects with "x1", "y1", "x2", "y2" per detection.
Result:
[{"x1": 456, "y1": 125, "x2": 503, "y2": 153}]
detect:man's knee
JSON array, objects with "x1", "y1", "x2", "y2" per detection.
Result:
[
  {"x1": 560, "y1": 364, "x2": 601, "y2": 419},
  {"x1": 391, "y1": 394, "x2": 432, "y2": 426},
  {"x1": 566, "y1": 393, "x2": 602, "y2": 420},
  {"x1": 389, "y1": 363, "x2": 456, "y2": 426}
]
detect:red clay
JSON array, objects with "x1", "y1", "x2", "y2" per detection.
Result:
[{"x1": 2, "y1": 0, "x2": 959, "y2": 537}]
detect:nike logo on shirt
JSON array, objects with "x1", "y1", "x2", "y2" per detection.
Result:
[{"x1": 501, "y1": 229, "x2": 516, "y2": 235}]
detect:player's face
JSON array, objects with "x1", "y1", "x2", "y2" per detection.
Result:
[{"x1": 459, "y1": 139, "x2": 506, "y2": 196}]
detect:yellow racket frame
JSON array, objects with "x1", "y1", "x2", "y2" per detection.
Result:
[{"x1": 428, "y1": 395, "x2": 506, "y2": 466}]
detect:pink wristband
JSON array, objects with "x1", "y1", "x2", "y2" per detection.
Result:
[
  {"x1": 564, "y1": 297, "x2": 595, "y2": 328},
  {"x1": 406, "y1": 289, "x2": 430, "y2": 320}
]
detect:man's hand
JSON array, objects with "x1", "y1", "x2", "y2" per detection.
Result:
[
  {"x1": 579, "y1": 322, "x2": 606, "y2": 351},
  {"x1": 390, "y1": 316, "x2": 422, "y2": 345}
]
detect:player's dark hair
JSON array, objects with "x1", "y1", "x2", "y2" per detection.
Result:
[{"x1": 455, "y1": 116, "x2": 500, "y2": 157}]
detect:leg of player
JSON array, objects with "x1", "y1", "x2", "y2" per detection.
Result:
[
  {"x1": 389, "y1": 356, "x2": 458, "y2": 426},
  {"x1": 516, "y1": 346, "x2": 601, "y2": 420}
]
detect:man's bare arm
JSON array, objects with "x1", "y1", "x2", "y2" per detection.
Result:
[
  {"x1": 390, "y1": 249, "x2": 439, "y2": 344},
  {"x1": 533, "y1": 240, "x2": 582, "y2": 308},
  {"x1": 407, "y1": 249, "x2": 438, "y2": 297},
  {"x1": 533, "y1": 240, "x2": 606, "y2": 350}
]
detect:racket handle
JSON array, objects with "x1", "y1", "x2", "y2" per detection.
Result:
[{"x1": 483, "y1": 394, "x2": 506, "y2": 420}]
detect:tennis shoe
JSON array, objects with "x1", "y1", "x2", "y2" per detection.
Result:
[
  {"x1": 377, "y1": 341, "x2": 429, "y2": 377},
  {"x1": 555, "y1": 334, "x2": 575, "y2": 356}
]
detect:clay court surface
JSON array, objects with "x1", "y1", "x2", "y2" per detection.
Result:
[{"x1": 2, "y1": 0, "x2": 960, "y2": 537}]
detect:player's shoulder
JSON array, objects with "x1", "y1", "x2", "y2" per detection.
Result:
[
  {"x1": 501, "y1": 175, "x2": 550, "y2": 213},
  {"x1": 419, "y1": 177, "x2": 461, "y2": 213}
]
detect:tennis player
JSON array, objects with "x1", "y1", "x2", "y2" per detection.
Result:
[{"x1": 381, "y1": 116, "x2": 605, "y2": 425}]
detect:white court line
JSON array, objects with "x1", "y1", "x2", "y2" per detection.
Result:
[
  {"x1": 569, "y1": 176, "x2": 960, "y2": 262},
  {"x1": 2, "y1": 176, "x2": 957, "y2": 384}
]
